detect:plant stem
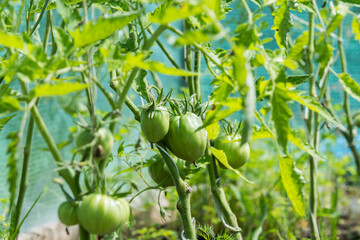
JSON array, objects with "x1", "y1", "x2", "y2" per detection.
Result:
[
  {"x1": 183, "y1": 20, "x2": 195, "y2": 96},
  {"x1": 306, "y1": 8, "x2": 321, "y2": 240},
  {"x1": 206, "y1": 149, "x2": 243, "y2": 240},
  {"x1": 10, "y1": 115, "x2": 35, "y2": 235},
  {"x1": 156, "y1": 143, "x2": 196, "y2": 240},
  {"x1": 193, "y1": 48, "x2": 201, "y2": 100},
  {"x1": 337, "y1": 21, "x2": 360, "y2": 177}
]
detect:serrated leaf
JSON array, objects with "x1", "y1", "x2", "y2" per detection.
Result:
[
  {"x1": 33, "y1": 82, "x2": 89, "y2": 97},
  {"x1": 71, "y1": 12, "x2": 139, "y2": 48},
  {"x1": 279, "y1": 156, "x2": 305, "y2": 216},
  {"x1": 315, "y1": 40, "x2": 333, "y2": 68},
  {"x1": 0, "y1": 30, "x2": 24, "y2": 50},
  {"x1": 272, "y1": 0, "x2": 293, "y2": 48},
  {"x1": 352, "y1": 17, "x2": 360, "y2": 43},
  {"x1": 288, "y1": 31, "x2": 308, "y2": 62},
  {"x1": 149, "y1": 3, "x2": 203, "y2": 24},
  {"x1": 175, "y1": 29, "x2": 218, "y2": 46},
  {"x1": 0, "y1": 114, "x2": 16, "y2": 132},
  {"x1": 338, "y1": 73, "x2": 360, "y2": 102},
  {"x1": 206, "y1": 122, "x2": 220, "y2": 140},
  {"x1": 133, "y1": 69, "x2": 149, "y2": 102},
  {"x1": 55, "y1": 0, "x2": 82, "y2": 30},
  {"x1": 210, "y1": 147, "x2": 252, "y2": 183},
  {"x1": 276, "y1": 85, "x2": 347, "y2": 132},
  {"x1": 288, "y1": 132, "x2": 326, "y2": 161},
  {"x1": 272, "y1": 85, "x2": 292, "y2": 154}
]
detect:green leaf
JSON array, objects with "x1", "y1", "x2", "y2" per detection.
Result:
[
  {"x1": 71, "y1": 12, "x2": 139, "y2": 48},
  {"x1": 352, "y1": 17, "x2": 360, "y2": 43},
  {"x1": 206, "y1": 122, "x2": 220, "y2": 140},
  {"x1": 0, "y1": 96, "x2": 23, "y2": 113},
  {"x1": 339, "y1": 0, "x2": 360, "y2": 6},
  {"x1": 279, "y1": 156, "x2": 305, "y2": 216},
  {"x1": 210, "y1": 147, "x2": 253, "y2": 183},
  {"x1": 315, "y1": 39, "x2": 333, "y2": 68},
  {"x1": 288, "y1": 132, "x2": 326, "y2": 161},
  {"x1": 123, "y1": 53, "x2": 199, "y2": 76},
  {"x1": 52, "y1": 28, "x2": 74, "y2": 55},
  {"x1": 276, "y1": 85, "x2": 347, "y2": 132},
  {"x1": 338, "y1": 73, "x2": 360, "y2": 102},
  {"x1": 0, "y1": 114, "x2": 16, "y2": 132},
  {"x1": 288, "y1": 31, "x2": 308, "y2": 62},
  {"x1": 175, "y1": 29, "x2": 219, "y2": 46},
  {"x1": 133, "y1": 69, "x2": 149, "y2": 102},
  {"x1": 272, "y1": 82, "x2": 293, "y2": 153},
  {"x1": 149, "y1": 3, "x2": 203, "y2": 24},
  {"x1": 0, "y1": 30, "x2": 24, "y2": 50},
  {"x1": 272, "y1": 0, "x2": 293, "y2": 48},
  {"x1": 55, "y1": 0, "x2": 82, "y2": 30},
  {"x1": 203, "y1": 98, "x2": 243, "y2": 128},
  {"x1": 33, "y1": 82, "x2": 89, "y2": 97},
  {"x1": 326, "y1": 14, "x2": 344, "y2": 36},
  {"x1": 285, "y1": 75, "x2": 311, "y2": 86}
]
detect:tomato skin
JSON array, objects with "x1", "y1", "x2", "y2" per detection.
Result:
[
  {"x1": 57, "y1": 202, "x2": 78, "y2": 226},
  {"x1": 77, "y1": 194, "x2": 126, "y2": 236},
  {"x1": 214, "y1": 134, "x2": 250, "y2": 169},
  {"x1": 76, "y1": 128, "x2": 114, "y2": 160},
  {"x1": 140, "y1": 106, "x2": 169, "y2": 143},
  {"x1": 116, "y1": 198, "x2": 130, "y2": 226},
  {"x1": 165, "y1": 112, "x2": 207, "y2": 162},
  {"x1": 148, "y1": 154, "x2": 183, "y2": 187}
]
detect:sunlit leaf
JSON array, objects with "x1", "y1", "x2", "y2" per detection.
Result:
[
  {"x1": 272, "y1": 0, "x2": 293, "y2": 48},
  {"x1": 33, "y1": 82, "x2": 89, "y2": 97},
  {"x1": 71, "y1": 12, "x2": 139, "y2": 48},
  {"x1": 206, "y1": 122, "x2": 220, "y2": 140},
  {"x1": 352, "y1": 17, "x2": 360, "y2": 43},
  {"x1": 0, "y1": 30, "x2": 24, "y2": 50},
  {"x1": 149, "y1": 3, "x2": 203, "y2": 24}
]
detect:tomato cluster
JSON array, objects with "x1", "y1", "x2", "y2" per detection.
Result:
[
  {"x1": 141, "y1": 107, "x2": 208, "y2": 163},
  {"x1": 58, "y1": 194, "x2": 130, "y2": 236}
]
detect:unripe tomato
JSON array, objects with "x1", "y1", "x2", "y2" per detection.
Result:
[
  {"x1": 116, "y1": 198, "x2": 130, "y2": 226},
  {"x1": 57, "y1": 202, "x2": 78, "y2": 226},
  {"x1": 165, "y1": 112, "x2": 207, "y2": 162},
  {"x1": 77, "y1": 194, "x2": 126, "y2": 236},
  {"x1": 148, "y1": 153, "x2": 183, "y2": 187},
  {"x1": 214, "y1": 134, "x2": 250, "y2": 169},
  {"x1": 354, "y1": 114, "x2": 360, "y2": 128},
  {"x1": 140, "y1": 106, "x2": 169, "y2": 143},
  {"x1": 76, "y1": 128, "x2": 114, "y2": 160}
]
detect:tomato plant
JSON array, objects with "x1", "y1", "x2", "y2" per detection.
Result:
[
  {"x1": 77, "y1": 194, "x2": 129, "y2": 236},
  {"x1": 140, "y1": 106, "x2": 169, "y2": 143},
  {"x1": 57, "y1": 202, "x2": 78, "y2": 226},
  {"x1": 165, "y1": 112, "x2": 207, "y2": 163}
]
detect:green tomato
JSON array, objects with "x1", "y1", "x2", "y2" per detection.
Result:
[
  {"x1": 77, "y1": 194, "x2": 125, "y2": 236},
  {"x1": 140, "y1": 106, "x2": 169, "y2": 143},
  {"x1": 148, "y1": 153, "x2": 183, "y2": 187},
  {"x1": 165, "y1": 112, "x2": 207, "y2": 162},
  {"x1": 116, "y1": 198, "x2": 130, "y2": 227},
  {"x1": 214, "y1": 134, "x2": 250, "y2": 169},
  {"x1": 57, "y1": 202, "x2": 78, "y2": 226},
  {"x1": 354, "y1": 114, "x2": 360, "y2": 128},
  {"x1": 76, "y1": 128, "x2": 114, "y2": 160}
]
